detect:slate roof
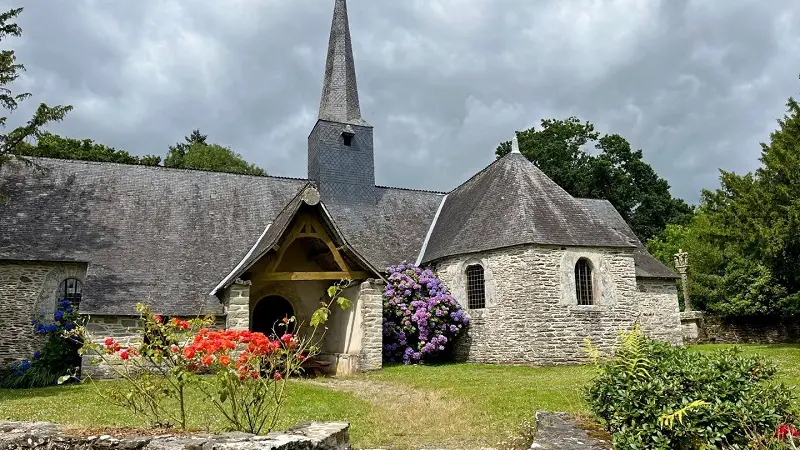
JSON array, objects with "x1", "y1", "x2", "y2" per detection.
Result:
[
  {"x1": 0, "y1": 158, "x2": 443, "y2": 315},
  {"x1": 326, "y1": 186, "x2": 444, "y2": 270},
  {"x1": 0, "y1": 158, "x2": 308, "y2": 316},
  {"x1": 419, "y1": 153, "x2": 637, "y2": 263},
  {"x1": 577, "y1": 198, "x2": 679, "y2": 279}
]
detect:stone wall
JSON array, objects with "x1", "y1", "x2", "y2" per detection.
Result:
[
  {"x1": 435, "y1": 244, "x2": 682, "y2": 365},
  {"x1": 635, "y1": 279, "x2": 682, "y2": 344},
  {"x1": 357, "y1": 279, "x2": 383, "y2": 371},
  {"x1": 0, "y1": 260, "x2": 87, "y2": 366},
  {"x1": 0, "y1": 420, "x2": 350, "y2": 450},
  {"x1": 694, "y1": 315, "x2": 800, "y2": 344}
]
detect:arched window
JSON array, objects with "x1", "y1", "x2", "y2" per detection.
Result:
[
  {"x1": 59, "y1": 278, "x2": 83, "y2": 303},
  {"x1": 465, "y1": 264, "x2": 486, "y2": 309},
  {"x1": 575, "y1": 259, "x2": 594, "y2": 305}
]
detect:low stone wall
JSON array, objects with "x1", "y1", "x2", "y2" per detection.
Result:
[
  {"x1": 694, "y1": 314, "x2": 800, "y2": 344},
  {"x1": 0, "y1": 420, "x2": 350, "y2": 450}
]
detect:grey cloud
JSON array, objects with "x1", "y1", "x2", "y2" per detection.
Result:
[{"x1": 7, "y1": 0, "x2": 800, "y2": 202}]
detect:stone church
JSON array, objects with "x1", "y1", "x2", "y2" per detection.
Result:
[{"x1": 0, "y1": 0, "x2": 681, "y2": 375}]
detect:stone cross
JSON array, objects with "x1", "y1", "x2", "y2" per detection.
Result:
[
  {"x1": 673, "y1": 249, "x2": 691, "y2": 311},
  {"x1": 511, "y1": 135, "x2": 521, "y2": 154}
]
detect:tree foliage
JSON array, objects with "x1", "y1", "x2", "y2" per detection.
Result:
[
  {"x1": 497, "y1": 117, "x2": 692, "y2": 241},
  {"x1": 0, "y1": 7, "x2": 71, "y2": 169},
  {"x1": 648, "y1": 82, "x2": 800, "y2": 317},
  {"x1": 164, "y1": 129, "x2": 266, "y2": 176},
  {"x1": 16, "y1": 132, "x2": 161, "y2": 166}
]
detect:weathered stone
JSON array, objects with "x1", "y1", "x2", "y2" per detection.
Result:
[
  {"x1": 530, "y1": 411, "x2": 611, "y2": 449},
  {"x1": 435, "y1": 244, "x2": 682, "y2": 365},
  {"x1": 0, "y1": 420, "x2": 350, "y2": 450},
  {"x1": 693, "y1": 314, "x2": 800, "y2": 344},
  {"x1": 0, "y1": 261, "x2": 87, "y2": 366}
]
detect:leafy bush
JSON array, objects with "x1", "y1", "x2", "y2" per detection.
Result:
[
  {"x1": 586, "y1": 327, "x2": 799, "y2": 449},
  {"x1": 382, "y1": 263, "x2": 470, "y2": 364},
  {"x1": 0, "y1": 299, "x2": 83, "y2": 388},
  {"x1": 78, "y1": 281, "x2": 351, "y2": 433}
]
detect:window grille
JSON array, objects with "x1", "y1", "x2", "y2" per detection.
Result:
[
  {"x1": 575, "y1": 258, "x2": 594, "y2": 305},
  {"x1": 465, "y1": 265, "x2": 486, "y2": 309},
  {"x1": 58, "y1": 278, "x2": 83, "y2": 303}
]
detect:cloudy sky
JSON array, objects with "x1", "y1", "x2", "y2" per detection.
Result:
[{"x1": 7, "y1": 0, "x2": 800, "y2": 203}]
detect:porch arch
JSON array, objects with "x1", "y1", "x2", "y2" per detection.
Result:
[{"x1": 251, "y1": 295, "x2": 295, "y2": 336}]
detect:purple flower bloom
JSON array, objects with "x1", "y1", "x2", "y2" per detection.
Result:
[{"x1": 382, "y1": 262, "x2": 469, "y2": 364}]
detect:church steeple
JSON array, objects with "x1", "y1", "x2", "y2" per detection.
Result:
[
  {"x1": 308, "y1": 0, "x2": 376, "y2": 203},
  {"x1": 319, "y1": 0, "x2": 368, "y2": 126}
]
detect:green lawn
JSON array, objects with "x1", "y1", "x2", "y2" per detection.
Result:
[{"x1": 1, "y1": 344, "x2": 798, "y2": 449}]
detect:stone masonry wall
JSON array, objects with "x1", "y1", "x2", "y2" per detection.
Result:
[
  {"x1": 635, "y1": 279, "x2": 682, "y2": 345},
  {"x1": 695, "y1": 315, "x2": 800, "y2": 344},
  {"x1": 358, "y1": 279, "x2": 383, "y2": 371},
  {"x1": 0, "y1": 420, "x2": 350, "y2": 450},
  {"x1": 0, "y1": 260, "x2": 87, "y2": 366},
  {"x1": 224, "y1": 280, "x2": 251, "y2": 330},
  {"x1": 435, "y1": 244, "x2": 682, "y2": 365}
]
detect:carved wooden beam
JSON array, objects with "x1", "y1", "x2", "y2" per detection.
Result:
[{"x1": 264, "y1": 271, "x2": 369, "y2": 281}]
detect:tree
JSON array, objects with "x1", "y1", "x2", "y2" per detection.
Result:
[
  {"x1": 648, "y1": 79, "x2": 800, "y2": 317},
  {"x1": 15, "y1": 132, "x2": 161, "y2": 166},
  {"x1": 164, "y1": 129, "x2": 207, "y2": 168},
  {"x1": 165, "y1": 130, "x2": 266, "y2": 176},
  {"x1": 0, "y1": 7, "x2": 71, "y2": 169},
  {"x1": 497, "y1": 117, "x2": 692, "y2": 241}
]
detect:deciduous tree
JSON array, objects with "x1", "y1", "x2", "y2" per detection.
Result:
[
  {"x1": 165, "y1": 130, "x2": 266, "y2": 176},
  {"x1": 497, "y1": 117, "x2": 691, "y2": 241}
]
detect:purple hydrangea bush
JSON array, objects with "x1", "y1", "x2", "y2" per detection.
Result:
[{"x1": 382, "y1": 263, "x2": 470, "y2": 364}]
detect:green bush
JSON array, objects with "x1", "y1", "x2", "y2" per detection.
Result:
[{"x1": 585, "y1": 327, "x2": 798, "y2": 449}]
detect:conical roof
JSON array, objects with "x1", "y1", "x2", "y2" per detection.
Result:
[
  {"x1": 420, "y1": 153, "x2": 637, "y2": 263},
  {"x1": 318, "y1": 0, "x2": 368, "y2": 126}
]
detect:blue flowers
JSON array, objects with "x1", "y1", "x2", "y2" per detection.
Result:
[
  {"x1": 11, "y1": 360, "x2": 32, "y2": 376},
  {"x1": 382, "y1": 263, "x2": 470, "y2": 364}
]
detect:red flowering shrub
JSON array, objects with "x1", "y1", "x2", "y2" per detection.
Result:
[
  {"x1": 79, "y1": 281, "x2": 352, "y2": 434},
  {"x1": 183, "y1": 325, "x2": 309, "y2": 433},
  {"x1": 82, "y1": 305, "x2": 214, "y2": 429}
]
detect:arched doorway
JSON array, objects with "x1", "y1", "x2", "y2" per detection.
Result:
[{"x1": 251, "y1": 296, "x2": 295, "y2": 336}]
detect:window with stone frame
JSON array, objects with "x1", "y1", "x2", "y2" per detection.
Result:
[
  {"x1": 465, "y1": 264, "x2": 486, "y2": 309},
  {"x1": 575, "y1": 258, "x2": 594, "y2": 305},
  {"x1": 58, "y1": 278, "x2": 83, "y2": 304}
]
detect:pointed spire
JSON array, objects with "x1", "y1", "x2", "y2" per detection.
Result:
[
  {"x1": 318, "y1": 0, "x2": 368, "y2": 126},
  {"x1": 511, "y1": 135, "x2": 521, "y2": 154}
]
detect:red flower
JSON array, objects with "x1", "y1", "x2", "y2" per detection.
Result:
[
  {"x1": 154, "y1": 315, "x2": 163, "y2": 324},
  {"x1": 282, "y1": 317, "x2": 290, "y2": 324},
  {"x1": 201, "y1": 355, "x2": 213, "y2": 366},
  {"x1": 119, "y1": 350, "x2": 129, "y2": 360},
  {"x1": 280, "y1": 333, "x2": 293, "y2": 343},
  {"x1": 171, "y1": 345, "x2": 180, "y2": 353},
  {"x1": 219, "y1": 355, "x2": 231, "y2": 366},
  {"x1": 776, "y1": 423, "x2": 800, "y2": 440},
  {"x1": 273, "y1": 372, "x2": 283, "y2": 381},
  {"x1": 183, "y1": 347, "x2": 196, "y2": 359},
  {"x1": 104, "y1": 337, "x2": 114, "y2": 347}
]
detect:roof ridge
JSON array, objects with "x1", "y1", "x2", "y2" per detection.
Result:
[
  {"x1": 444, "y1": 153, "x2": 512, "y2": 195},
  {"x1": 26, "y1": 156, "x2": 310, "y2": 182},
  {"x1": 375, "y1": 184, "x2": 447, "y2": 195}
]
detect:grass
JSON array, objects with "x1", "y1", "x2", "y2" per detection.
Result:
[{"x1": 1, "y1": 344, "x2": 799, "y2": 449}]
